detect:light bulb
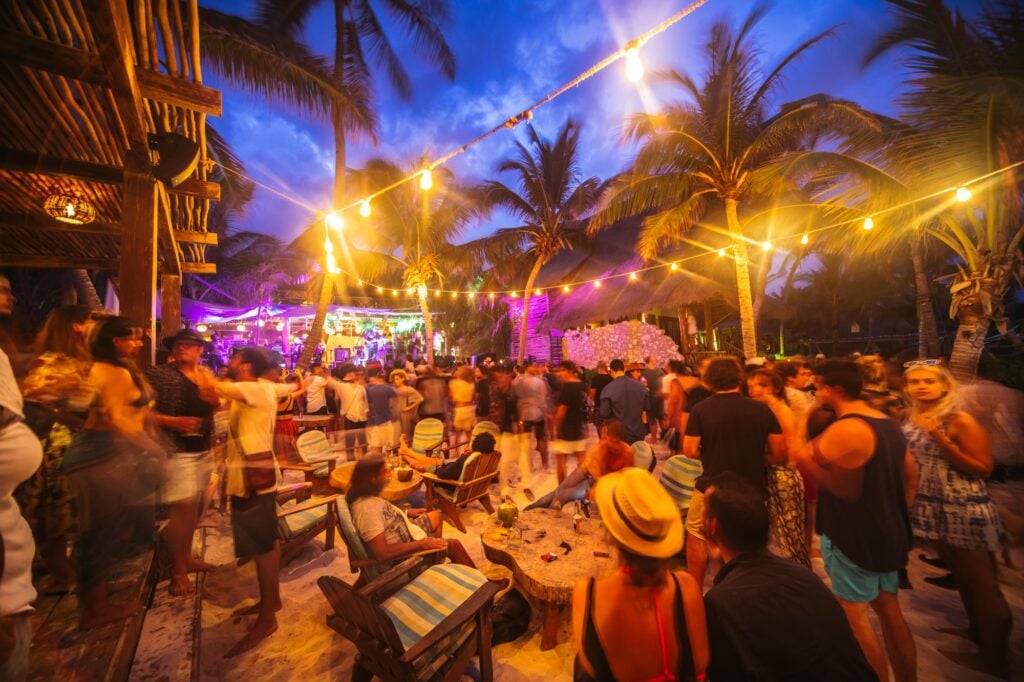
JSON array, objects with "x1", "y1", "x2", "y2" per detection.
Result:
[
  {"x1": 257, "y1": 319, "x2": 265, "y2": 327},
  {"x1": 489, "y1": 293, "x2": 495, "y2": 300},
  {"x1": 451, "y1": 291, "x2": 458, "y2": 299},
  {"x1": 629, "y1": 272, "x2": 638, "y2": 281},
  {"x1": 469, "y1": 292, "x2": 476, "y2": 300},
  {"x1": 761, "y1": 241, "x2": 772, "y2": 251},
  {"x1": 718, "y1": 249, "x2": 726, "y2": 257},
  {"x1": 955, "y1": 186, "x2": 971, "y2": 202},
  {"x1": 562, "y1": 285, "x2": 570, "y2": 293},
  {"x1": 510, "y1": 291, "x2": 518, "y2": 298},
  {"x1": 236, "y1": 323, "x2": 245, "y2": 332},
  {"x1": 534, "y1": 288, "x2": 542, "y2": 296},
  {"x1": 406, "y1": 287, "x2": 415, "y2": 295},
  {"x1": 196, "y1": 324, "x2": 207, "y2": 333},
  {"x1": 359, "y1": 199, "x2": 371, "y2": 217},
  {"x1": 376, "y1": 286, "x2": 383, "y2": 293},
  {"x1": 800, "y1": 233, "x2": 809, "y2": 246},
  {"x1": 357, "y1": 279, "x2": 364, "y2": 286},
  {"x1": 275, "y1": 322, "x2": 284, "y2": 331},
  {"x1": 863, "y1": 216, "x2": 874, "y2": 230},
  {"x1": 325, "y1": 211, "x2": 344, "y2": 230},
  {"x1": 434, "y1": 290, "x2": 441, "y2": 298},
  {"x1": 65, "y1": 203, "x2": 76, "y2": 218},
  {"x1": 594, "y1": 280, "x2": 602, "y2": 288},
  {"x1": 670, "y1": 262, "x2": 678, "y2": 271},
  {"x1": 391, "y1": 289, "x2": 398, "y2": 297},
  {"x1": 419, "y1": 169, "x2": 433, "y2": 191},
  {"x1": 417, "y1": 285, "x2": 427, "y2": 297},
  {"x1": 625, "y1": 46, "x2": 644, "y2": 82}
]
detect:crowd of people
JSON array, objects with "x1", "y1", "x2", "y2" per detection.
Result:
[{"x1": 0, "y1": 275, "x2": 1018, "y2": 680}]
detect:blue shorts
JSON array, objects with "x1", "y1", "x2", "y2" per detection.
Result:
[{"x1": 820, "y1": 534, "x2": 898, "y2": 603}]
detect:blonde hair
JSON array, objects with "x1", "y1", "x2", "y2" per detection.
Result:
[
  {"x1": 855, "y1": 354, "x2": 886, "y2": 389},
  {"x1": 903, "y1": 363, "x2": 958, "y2": 419}
]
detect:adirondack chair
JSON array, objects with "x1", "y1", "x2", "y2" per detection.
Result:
[
  {"x1": 318, "y1": 562, "x2": 499, "y2": 682},
  {"x1": 288, "y1": 430, "x2": 344, "y2": 487},
  {"x1": 409, "y1": 417, "x2": 446, "y2": 459},
  {"x1": 631, "y1": 440, "x2": 656, "y2": 472},
  {"x1": 420, "y1": 451, "x2": 501, "y2": 533},
  {"x1": 273, "y1": 482, "x2": 340, "y2": 567}
]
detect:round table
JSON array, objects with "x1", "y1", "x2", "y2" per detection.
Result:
[
  {"x1": 293, "y1": 414, "x2": 333, "y2": 432},
  {"x1": 328, "y1": 461, "x2": 423, "y2": 502},
  {"x1": 481, "y1": 507, "x2": 612, "y2": 650}
]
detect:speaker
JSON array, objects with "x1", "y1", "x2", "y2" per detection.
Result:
[{"x1": 148, "y1": 132, "x2": 200, "y2": 187}]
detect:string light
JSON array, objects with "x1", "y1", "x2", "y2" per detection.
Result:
[
  {"x1": 434, "y1": 289, "x2": 441, "y2": 298},
  {"x1": 510, "y1": 291, "x2": 518, "y2": 298},
  {"x1": 359, "y1": 199, "x2": 371, "y2": 217},
  {"x1": 955, "y1": 186, "x2": 971, "y2": 202},
  {"x1": 406, "y1": 287, "x2": 415, "y2": 295},
  {"x1": 391, "y1": 289, "x2": 398, "y2": 297},
  {"x1": 275, "y1": 322, "x2": 284, "y2": 331},
  {"x1": 235, "y1": 323, "x2": 245, "y2": 332},
  {"x1": 761, "y1": 241, "x2": 772, "y2": 251},
  {"x1": 325, "y1": 211, "x2": 344, "y2": 230},
  {"x1": 863, "y1": 216, "x2": 874, "y2": 230},
  {"x1": 800, "y1": 233, "x2": 809, "y2": 246},
  {"x1": 562, "y1": 284, "x2": 571, "y2": 293},
  {"x1": 625, "y1": 45, "x2": 644, "y2": 82},
  {"x1": 376, "y1": 286, "x2": 383, "y2": 293},
  {"x1": 469, "y1": 292, "x2": 476, "y2": 300},
  {"x1": 196, "y1": 324, "x2": 207, "y2": 332},
  {"x1": 670, "y1": 262, "x2": 678, "y2": 270},
  {"x1": 489, "y1": 292, "x2": 495, "y2": 300},
  {"x1": 357, "y1": 280, "x2": 364, "y2": 286},
  {"x1": 451, "y1": 291, "x2": 458, "y2": 299},
  {"x1": 717, "y1": 249, "x2": 726, "y2": 257},
  {"x1": 419, "y1": 169, "x2": 433, "y2": 191},
  {"x1": 534, "y1": 288, "x2": 542, "y2": 296},
  {"x1": 594, "y1": 280, "x2": 602, "y2": 288},
  {"x1": 629, "y1": 272, "x2": 638, "y2": 281}
]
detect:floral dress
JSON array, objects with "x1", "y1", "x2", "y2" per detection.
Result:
[
  {"x1": 15, "y1": 352, "x2": 91, "y2": 542},
  {"x1": 903, "y1": 419, "x2": 1004, "y2": 551}
]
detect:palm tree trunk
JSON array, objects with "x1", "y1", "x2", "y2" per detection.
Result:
[
  {"x1": 910, "y1": 234, "x2": 941, "y2": 358},
  {"x1": 299, "y1": 0, "x2": 348, "y2": 371},
  {"x1": 948, "y1": 308, "x2": 988, "y2": 381},
  {"x1": 71, "y1": 269, "x2": 103, "y2": 309},
  {"x1": 517, "y1": 259, "x2": 545, "y2": 364},
  {"x1": 724, "y1": 198, "x2": 758, "y2": 359},
  {"x1": 419, "y1": 291, "x2": 434, "y2": 366}
]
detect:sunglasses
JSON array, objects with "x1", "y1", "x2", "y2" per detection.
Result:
[{"x1": 903, "y1": 359, "x2": 942, "y2": 368}]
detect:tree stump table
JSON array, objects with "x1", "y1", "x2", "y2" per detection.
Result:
[
  {"x1": 481, "y1": 507, "x2": 613, "y2": 650},
  {"x1": 328, "y1": 461, "x2": 423, "y2": 501}
]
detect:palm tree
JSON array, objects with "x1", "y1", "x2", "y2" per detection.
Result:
[
  {"x1": 863, "y1": 0, "x2": 1024, "y2": 378},
  {"x1": 479, "y1": 119, "x2": 601, "y2": 363},
  {"x1": 346, "y1": 159, "x2": 487, "y2": 364},
  {"x1": 590, "y1": 7, "x2": 881, "y2": 359},
  {"x1": 255, "y1": 0, "x2": 456, "y2": 368}
]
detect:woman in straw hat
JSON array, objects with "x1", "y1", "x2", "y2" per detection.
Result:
[{"x1": 572, "y1": 468, "x2": 708, "y2": 681}]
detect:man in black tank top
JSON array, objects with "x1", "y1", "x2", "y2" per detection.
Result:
[{"x1": 794, "y1": 361, "x2": 920, "y2": 682}]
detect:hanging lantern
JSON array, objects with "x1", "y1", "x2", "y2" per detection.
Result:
[{"x1": 44, "y1": 191, "x2": 96, "y2": 224}]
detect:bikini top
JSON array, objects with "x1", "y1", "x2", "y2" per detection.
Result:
[{"x1": 581, "y1": 572, "x2": 696, "y2": 682}]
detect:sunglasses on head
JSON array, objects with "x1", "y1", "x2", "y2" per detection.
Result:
[{"x1": 903, "y1": 359, "x2": 942, "y2": 368}]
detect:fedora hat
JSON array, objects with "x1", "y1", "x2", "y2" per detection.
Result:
[
  {"x1": 626, "y1": 361, "x2": 645, "y2": 372},
  {"x1": 593, "y1": 468, "x2": 683, "y2": 558},
  {"x1": 163, "y1": 328, "x2": 208, "y2": 350}
]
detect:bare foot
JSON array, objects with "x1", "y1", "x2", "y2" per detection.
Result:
[
  {"x1": 224, "y1": 617, "x2": 278, "y2": 658},
  {"x1": 232, "y1": 600, "x2": 282, "y2": 617},
  {"x1": 79, "y1": 601, "x2": 143, "y2": 629},
  {"x1": 185, "y1": 558, "x2": 217, "y2": 572},
  {"x1": 938, "y1": 648, "x2": 1010, "y2": 680},
  {"x1": 169, "y1": 574, "x2": 196, "y2": 597}
]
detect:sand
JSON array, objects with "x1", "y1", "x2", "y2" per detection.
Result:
[{"x1": 131, "y1": 438, "x2": 1024, "y2": 681}]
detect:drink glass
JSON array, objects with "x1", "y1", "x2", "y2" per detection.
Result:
[{"x1": 506, "y1": 524, "x2": 523, "y2": 551}]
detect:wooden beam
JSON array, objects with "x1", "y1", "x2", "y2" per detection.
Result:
[
  {"x1": 0, "y1": 148, "x2": 220, "y2": 200},
  {"x1": 0, "y1": 212, "x2": 119, "y2": 237},
  {"x1": 173, "y1": 230, "x2": 218, "y2": 245},
  {"x1": 160, "y1": 274, "x2": 182, "y2": 338},
  {"x1": 119, "y1": 151, "x2": 158, "y2": 365},
  {"x1": 0, "y1": 29, "x2": 221, "y2": 116},
  {"x1": 156, "y1": 184, "x2": 181, "y2": 278},
  {"x1": 181, "y1": 262, "x2": 217, "y2": 274},
  {"x1": 85, "y1": 0, "x2": 149, "y2": 147},
  {"x1": 0, "y1": 254, "x2": 117, "y2": 269}
]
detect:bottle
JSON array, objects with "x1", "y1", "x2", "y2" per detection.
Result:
[
  {"x1": 497, "y1": 496, "x2": 519, "y2": 528},
  {"x1": 506, "y1": 523, "x2": 523, "y2": 551}
]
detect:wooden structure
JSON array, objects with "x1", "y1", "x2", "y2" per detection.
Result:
[
  {"x1": 0, "y1": 0, "x2": 220, "y2": 359},
  {"x1": 421, "y1": 451, "x2": 500, "y2": 533}
]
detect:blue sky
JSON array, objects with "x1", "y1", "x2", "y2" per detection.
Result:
[{"x1": 202, "y1": 0, "x2": 982, "y2": 244}]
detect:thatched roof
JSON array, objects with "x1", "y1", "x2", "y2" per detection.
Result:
[
  {"x1": 0, "y1": 0, "x2": 220, "y2": 274},
  {"x1": 535, "y1": 218, "x2": 737, "y2": 332}
]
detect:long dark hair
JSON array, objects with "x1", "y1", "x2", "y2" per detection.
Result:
[
  {"x1": 89, "y1": 316, "x2": 148, "y2": 394},
  {"x1": 35, "y1": 305, "x2": 92, "y2": 360},
  {"x1": 346, "y1": 456, "x2": 386, "y2": 505}
]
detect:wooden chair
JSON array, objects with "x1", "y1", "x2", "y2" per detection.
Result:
[
  {"x1": 421, "y1": 451, "x2": 500, "y2": 533},
  {"x1": 288, "y1": 430, "x2": 348, "y2": 491},
  {"x1": 274, "y1": 482, "x2": 339, "y2": 566},
  {"x1": 319, "y1": 562, "x2": 499, "y2": 682},
  {"x1": 410, "y1": 417, "x2": 446, "y2": 459}
]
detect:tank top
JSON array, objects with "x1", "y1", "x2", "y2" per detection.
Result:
[
  {"x1": 577, "y1": 574, "x2": 695, "y2": 681},
  {"x1": 817, "y1": 414, "x2": 911, "y2": 572}
]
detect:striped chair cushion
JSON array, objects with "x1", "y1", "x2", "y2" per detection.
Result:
[
  {"x1": 381, "y1": 564, "x2": 487, "y2": 652},
  {"x1": 297, "y1": 430, "x2": 333, "y2": 477},
  {"x1": 280, "y1": 505, "x2": 326, "y2": 538},
  {"x1": 660, "y1": 456, "x2": 703, "y2": 510},
  {"x1": 471, "y1": 421, "x2": 500, "y2": 441},
  {"x1": 411, "y1": 418, "x2": 444, "y2": 455}
]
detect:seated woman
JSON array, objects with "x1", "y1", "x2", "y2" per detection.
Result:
[
  {"x1": 572, "y1": 468, "x2": 708, "y2": 681},
  {"x1": 346, "y1": 455, "x2": 476, "y2": 567},
  {"x1": 526, "y1": 420, "x2": 633, "y2": 510}
]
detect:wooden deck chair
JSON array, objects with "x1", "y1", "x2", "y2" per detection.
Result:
[
  {"x1": 421, "y1": 451, "x2": 500, "y2": 533},
  {"x1": 631, "y1": 441, "x2": 656, "y2": 472},
  {"x1": 318, "y1": 563, "x2": 499, "y2": 682},
  {"x1": 447, "y1": 420, "x2": 500, "y2": 459},
  {"x1": 274, "y1": 482, "x2": 339, "y2": 566},
  {"x1": 410, "y1": 417, "x2": 446, "y2": 459},
  {"x1": 295, "y1": 430, "x2": 340, "y2": 481}
]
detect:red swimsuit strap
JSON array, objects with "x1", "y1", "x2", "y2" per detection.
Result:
[{"x1": 620, "y1": 568, "x2": 676, "y2": 681}]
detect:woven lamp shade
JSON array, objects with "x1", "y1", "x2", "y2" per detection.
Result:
[{"x1": 43, "y1": 191, "x2": 96, "y2": 224}]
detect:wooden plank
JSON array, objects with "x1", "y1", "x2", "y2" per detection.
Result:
[
  {"x1": 0, "y1": 254, "x2": 118, "y2": 269},
  {"x1": 181, "y1": 262, "x2": 217, "y2": 274},
  {"x1": 160, "y1": 274, "x2": 182, "y2": 338},
  {"x1": 174, "y1": 230, "x2": 218, "y2": 245},
  {"x1": 156, "y1": 184, "x2": 181, "y2": 278},
  {"x1": 119, "y1": 151, "x2": 158, "y2": 365},
  {"x1": 84, "y1": 0, "x2": 149, "y2": 147},
  {"x1": 0, "y1": 29, "x2": 220, "y2": 116},
  {"x1": 0, "y1": 148, "x2": 221, "y2": 200}
]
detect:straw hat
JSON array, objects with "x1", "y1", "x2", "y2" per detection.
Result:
[{"x1": 593, "y1": 468, "x2": 683, "y2": 558}]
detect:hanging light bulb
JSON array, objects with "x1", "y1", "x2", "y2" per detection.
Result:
[
  {"x1": 717, "y1": 248, "x2": 726, "y2": 257},
  {"x1": 325, "y1": 211, "x2": 344, "y2": 230},
  {"x1": 275, "y1": 322, "x2": 284, "y2": 331},
  {"x1": 625, "y1": 46, "x2": 644, "y2": 82},
  {"x1": 357, "y1": 279, "x2": 364, "y2": 287},
  {"x1": 376, "y1": 286, "x2": 384, "y2": 293},
  {"x1": 761, "y1": 241, "x2": 772, "y2": 251},
  {"x1": 510, "y1": 291, "x2": 518, "y2": 298},
  {"x1": 236, "y1": 323, "x2": 246, "y2": 332},
  {"x1": 359, "y1": 199, "x2": 371, "y2": 217},
  {"x1": 469, "y1": 292, "x2": 476, "y2": 300},
  {"x1": 488, "y1": 292, "x2": 495, "y2": 300},
  {"x1": 534, "y1": 288, "x2": 542, "y2": 296},
  {"x1": 391, "y1": 289, "x2": 398, "y2": 297},
  {"x1": 955, "y1": 186, "x2": 972, "y2": 202},
  {"x1": 594, "y1": 280, "x2": 602, "y2": 289},
  {"x1": 863, "y1": 216, "x2": 874, "y2": 230},
  {"x1": 800, "y1": 233, "x2": 809, "y2": 246},
  {"x1": 419, "y1": 168, "x2": 433, "y2": 191},
  {"x1": 406, "y1": 287, "x2": 415, "y2": 295},
  {"x1": 670, "y1": 262, "x2": 678, "y2": 271},
  {"x1": 451, "y1": 291, "x2": 458, "y2": 299},
  {"x1": 562, "y1": 284, "x2": 570, "y2": 293},
  {"x1": 196, "y1": 324, "x2": 208, "y2": 333},
  {"x1": 629, "y1": 272, "x2": 638, "y2": 281}
]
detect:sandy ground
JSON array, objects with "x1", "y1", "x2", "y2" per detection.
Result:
[{"x1": 131, "y1": 438, "x2": 1024, "y2": 681}]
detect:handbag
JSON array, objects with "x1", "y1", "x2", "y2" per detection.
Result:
[{"x1": 242, "y1": 450, "x2": 277, "y2": 491}]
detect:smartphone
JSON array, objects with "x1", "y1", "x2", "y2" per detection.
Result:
[{"x1": 541, "y1": 552, "x2": 558, "y2": 563}]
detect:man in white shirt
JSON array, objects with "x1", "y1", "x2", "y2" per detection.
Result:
[
  {"x1": 336, "y1": 365, "x2": 369, "y2": 455},
  {"x1": 213, "y1": 347, "x2": 295, "y2": 658},
  {"x1": 303, "y1": 363, "x2": 333, "y2": 415}
]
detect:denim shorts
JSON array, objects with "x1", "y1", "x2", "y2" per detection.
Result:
[{"x1": 820, "y1": 534, "x2": 898, "y2": 602}]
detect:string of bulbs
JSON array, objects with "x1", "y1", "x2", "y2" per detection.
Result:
[{"x1": 337, "y1": 158, "x2": 1023, "y2": 298}]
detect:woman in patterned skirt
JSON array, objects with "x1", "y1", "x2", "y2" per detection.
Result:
[
  {"x1": 903, "y1": 362, "x2": 1011, "y2": 678},
  {"x1": 272, "y1": 371, "x2": 304, "y2": 464},
  {"x1": 746, "y1": 369, "x2": 810, "y2": 567}
]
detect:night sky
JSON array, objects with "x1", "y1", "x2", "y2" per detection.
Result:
[{"x1": 201, "y1": 0, "x2": 983, "y2": 245}]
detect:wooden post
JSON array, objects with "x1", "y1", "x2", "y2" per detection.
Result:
[
  {"x1": 160, "y1": 274, "x2": 181, "y2": 341},
  {"x1": 703, "y1": 298, "x2": 715, "y2": 351},
  {"x1": 120, "y1": 151, "x2": 158, "y2": 365}
]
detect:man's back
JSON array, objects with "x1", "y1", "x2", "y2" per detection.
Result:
[
  {"x1": 366, "y1": 382, "x2": 396, "y2": 425},
  {"x1": 705, "y1": 550, "x2": 877, "y2": 681},
  {"x1": 513, "y1": 374, "x2": 547, "y2": 422},
  {"x1": 599, "y1": 376, "x2": 648, "y2": 443},
  {"x1": 685, "y1": 393, "x2": 780, "y2": 493}
]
